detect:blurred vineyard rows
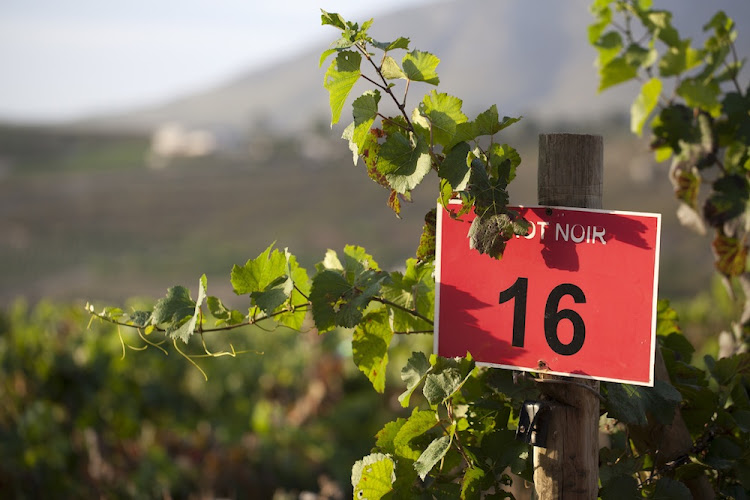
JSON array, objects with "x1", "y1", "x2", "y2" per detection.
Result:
[
  {"x1": 0, "y1": 121, "x2": 729, "y2": 497},
  {"x1": 0, "y1": 299, "x2": 435, "y2": 497}
]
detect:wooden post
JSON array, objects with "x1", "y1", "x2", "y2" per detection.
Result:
[{"x1": 534, "y1": 133, "x2": 602, "y2": 499}]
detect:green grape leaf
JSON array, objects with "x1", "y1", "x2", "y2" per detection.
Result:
[
  {"x1": 659, "y1": 41, "x2": 702, "y2": 77},
  {"x1": 351, "y1": 453, "x2": 395, "y2": 500},
  {"x1": 341, "y1": 244, "x2": 382, "y2": 278},
  {"x1": 593, "y1": 31, "x2": 623, "y2": 69},
  {"x1": 324, "y1": 50, "x2": 362, "y2": 125},
  {"x1": 469, "y1": 156, "x2": 511, "y2": 213},
  {"x1": 423, "y1": 353, "x2": 475, "y2": 406},
  {"x1": 474, "y1": 105, "x2": 520, "y2": 137},
  {"x1": 488, "y1": 143, "x2": 521, "y2": 187},
  {"x1": 320, "y1": 10, "x2": 347, "y2": 30},
  {"x1": 402, "y1": 50, "x2": 440, "y2": 85},
  {"x1": 311, "y1": 270, "x2": 389, "y2": 331},
  {"x1": 351, "y1": 90, "x2": 381, "y2": 154},
  {"x1": 645, "y1": 11, "x2": 680, "y2": 47},
  {"x1": 588, "y1": 5, "x2": 612, "y2": 44},
  {"x1": 250, "y1": 275, "x2": 291, "y2": 314},
  {"x1": 677, "y1": 78, "x2": 722, "y2": 117},
  {"x1": 723, "y1": 91, "x2": 750, "y2": 142},
  {"x1": 206, "y1": 296, "x2": 245, "y2": 326},
  {"x1": 128, "y1": 310, "x2": 151, "y2": 328},
  {"x1": 624, "y1": 43, "x2": 656, "y2": 69},
  {"x1": 380, "y1": 55, "x2": 406, "y2": 79},
  {"x1": 393, "y1": 408, "x2": 438, "y2": 460},
  {"x1": 371, "y1": 36, "x2": 410, "y2": 52},
  {"x1": 381, "y1": 258, "x2": 434, "y2": 333},
  {"x1": 414, "y1": 435, "x2": 451, "y2": 480},
  {"x1": 461, "y1": 466, "x2": 486, "y2": 500},
  {"x1": 415, "y1": 209, "x2": 437, "y2": 263},
  {"x1": 418, "y1": 90, "x2": 467, "y2": 147},
  {"x1": 151, "y1": 276, "x2": 206, "y2": 343},
  {"x1": 231, "y1": 244, "x2": 287, "y2": 296},
  {"x1": 310, "y1": 248, "x2": 389, "y2": 331},
  {"x1": 603, "y1": 380, "x2": 682, "y2": 426},
  {"x1": 309, "y1": 270, "x2": 352, "y2": 331},
  {"x1": 598, "y1": 57, "x2": 638, "y2": 92},
  {"x1": 352, "y1": 310, "x2": 394, "y2": 393},
  {"x1": 706, "y1": 352, "x2": 750, "y2": 386},
  {"x1": 375, "y1": 418, "x2": 407, "y2": 454},
  {"x1": 439, "y1": 142, "x2": 471, "y2": 191},
  {"x1": 319, "y1": 48, "x2": 337, "y2": 68},
  {"x1": 151, "y1": 286, "x2": 196, "y2": 336},
  {"x1": 275, "y1": 251, "x2": 311, "y2": 330},
  {"x1": 378, "y1": 131, "x2": 432, "y2": 194},
  {"x1": 399, "y1": 351, "x2": 433, "y2": 407},
  {"x1": 631, "y1": 78, "x2": 662, "y2": 136},
  {"x1": 652, "y1": 104, "x2": 698, "y2": 153}
]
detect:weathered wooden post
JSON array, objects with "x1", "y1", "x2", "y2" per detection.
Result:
[{"x1": 534, "y1": 133, "x2": 602, "y2": 499}]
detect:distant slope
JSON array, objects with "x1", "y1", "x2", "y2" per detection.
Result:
[{"x1": 86, "y1": 0, "x2": 750, "y2": 132}]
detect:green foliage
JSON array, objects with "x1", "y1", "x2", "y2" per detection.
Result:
[
  {"x1": 2, "y1": 300, "x2": 398, "y2": 497},
  {"x1": 81, "y1": 4, "x2": 750, "y2": 498},
  {"x1": 590, "y1": 0, "x2": 750, "y2": 286},
  {"x1": 320, "y1": 9, "x2": 528, "y2": 258},
  {"x1": 591, "y1": 4, "x2": 750, "y2": 494}
]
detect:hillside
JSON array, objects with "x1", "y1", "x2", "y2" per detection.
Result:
[
  {"x1": 82, "y1": 0, "x2": 750, "y2": 133},
  {"x1": 0, "y1": 121, "x2": 714, "y2": 306}
]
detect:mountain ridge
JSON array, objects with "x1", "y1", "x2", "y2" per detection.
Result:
[{"x1": 82, "y1": 0, "x2": 750, "y2": 133}]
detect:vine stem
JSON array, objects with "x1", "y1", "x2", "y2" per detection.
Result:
[
  {"x1": 445, "y1": 401, "x2": 472, "y2": 467},
  {"x1": 371, "y1": 296, "x2": 434, "y2": 325},
  {"x1": 355, "y1": 42, "x2": 414, "y2": 131},
  {"x1": 89, "y1": 302, "x2": 311, "y2": 335},
  {"x1": 727, "y1": 39, "x2": 744, "y2": 94}
]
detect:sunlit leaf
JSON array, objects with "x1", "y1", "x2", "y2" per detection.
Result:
[
  {"x1": 398, "y1": 351, "x2": 432, "y2": 407},
  {"x1": 320, "y1": 10, "x2": 347, "y2": 30},
  {"x1": 378, "y1": 131, "x2": 432, "y2": 194},
  {"x1": 380, "y1": 56, "x2": 406, "y2": 80},
  {"x1": 351, "y1": 453, "x2": 395, "y2": 499},
  {"x1": 423, "y1": 353, "x2": 475, "y2": 406},
  {"x1": 418, "y1": 90, "x2": 467, "y2": 147},
  {"x1": 231, "y1": 244, "x2": 287, "y2": 296},
  {"x1": 598, "y1": 57, "x2": 638, "y2": 92},
  {"x1": 352, "y1": 310, "x2": 394, "y2": 393},
  {"x1": 631, "y1": 78, "x2": 662, "y2": 136},
  {"x1": 371, "y1": 36, "x2": 410, "y2": 52},
  {"x1": 414, "y1": 435, "x2": 451, "y2": 480},
  {"x1": 402, "y1": 50, "x2": 440, "y2": 85},
  {"x1": 324, "y1": 50, "x2": 362, "y2": 125},
  {"x1": 206, "y1": 296, "x2": 245, "y2": 326},
  {"x1": 393, "y1": 407, "x2": 438, "y2": 460}
]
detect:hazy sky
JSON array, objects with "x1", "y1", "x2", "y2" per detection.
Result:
[{"x1": 0, "y1": 0, "x2": 436, "y2": 123}]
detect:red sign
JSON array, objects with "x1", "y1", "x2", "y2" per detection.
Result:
[{"x1": 435, "y1": 203, "x2": 661, "y2": 386}]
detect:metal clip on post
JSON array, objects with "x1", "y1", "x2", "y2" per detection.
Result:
[{"x1": 516, "y1": 400, "x2": 554, "y2": 448}]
